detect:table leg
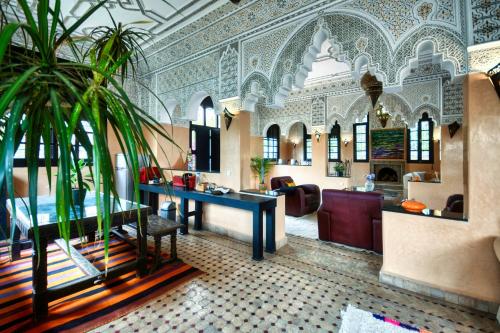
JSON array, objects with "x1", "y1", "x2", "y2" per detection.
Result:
[
  {"x1": 180, "y1": 198, "x2": 189, "y2": 235},
  {"x1": 194, "y1": 200, "x2": 203, "y2": 231},
  {"x1": 11, "y1": 219, "x2": 21, "y2": 261},
  {"x1": 136, "y1": 213, "x2": 148, "y2": 277},
  {"x1": 252, "y1": 209, "x2": 264, "y2": 261},
  {"x1": 32, "y1": 237, "x2": 48, "y2": 322},
  {"x1": 265, "y1": 207, "x2": 276, "y2": 253}
]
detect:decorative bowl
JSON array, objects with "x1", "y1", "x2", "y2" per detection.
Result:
[{"x1": 402, "y1": 200, "x2": 426, "y2": 213}]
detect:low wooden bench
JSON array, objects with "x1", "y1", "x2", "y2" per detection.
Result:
[{"x1": 146, "y1": 215, "x2": 182, "y2": 272}]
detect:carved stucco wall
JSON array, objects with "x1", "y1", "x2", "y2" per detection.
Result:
[
  {"x1": 136, "y1": 0, "x2": 471, "y2": 127},
  {"x1": 255, "y1": 60, "x2": 461, "y2": 137}
]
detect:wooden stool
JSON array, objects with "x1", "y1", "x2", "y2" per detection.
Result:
[{"x1": 146, "y1": 215, "x2": 182, "y2": 272}]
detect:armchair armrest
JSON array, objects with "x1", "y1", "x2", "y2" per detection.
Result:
[
  {"x1": 300, "y1": 184, "x2": 320, "y2": 196},
  {"x1": 278, "y1": 186, "x2": 298, "y2": 194},
  {"x1": 317, "y1": 207, "x2": 331, "y2": 241}
]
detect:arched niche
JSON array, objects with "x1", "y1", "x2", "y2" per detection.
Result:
[{"x1": 283, "y1": 121, "x2": 310, "y2": 164}]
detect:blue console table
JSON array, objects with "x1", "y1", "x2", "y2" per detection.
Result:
[{"x1": 139, "y1": 184, "x2": 276, "y2": 261}]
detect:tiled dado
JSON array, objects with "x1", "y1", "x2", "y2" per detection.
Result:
[{"x1": 379, "y1": 271, "x2": 500, "y2": 315}]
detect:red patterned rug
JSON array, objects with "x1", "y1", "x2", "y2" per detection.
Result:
[{"x1": 0, "y1": 236, "x2": 201, "y2": 332}]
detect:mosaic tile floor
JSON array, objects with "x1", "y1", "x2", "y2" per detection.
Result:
[
  {"x1": 285, "y1": 213, "x2": 318, "y2": 239},
  {"x1": 93, "y1": 229, "x2": 499, "y2": 333}
]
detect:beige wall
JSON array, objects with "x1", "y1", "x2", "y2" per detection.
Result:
[
  {"x1": 268, "y1": 133, "x2": 368, "y2": 191},
  {"x1": 408, "y1": 127, "x2": 464, "y2": 209},
  {"x1": 381, "y1": 73, "x2": 500, "y2": 303},
  {"x1": 13, "y1": 167, "x2": 58, "y2": 197}
]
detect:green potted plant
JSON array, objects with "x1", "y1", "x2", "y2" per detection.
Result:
[
  {"x1": 334, "y1": 162, "x2": 345, "y2": 177},
  {"x1": 250, "y1": 157, "x2": 273, "y2": 192},
  {"x1": 0, "y1": 0, "x2": 176, "y2": 263},
  {"x1": 70, "y1": 160, "x2": 93, "y2": 206}
]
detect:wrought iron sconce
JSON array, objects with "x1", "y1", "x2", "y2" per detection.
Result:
[
  {"x1": 375, "y1": 103, "x2": 391, "y2": 128},
  {"x1": 314, "y1": 131, "x2": 321, "y2": 143},
  {"x1": 487, "y1": 62, "x2": 500, "y2": 99},
  {"x1": 223, "y1": 107, "x2": 236, "y2": 130},
  {"x1": 343, "y1": 138, "x2": 350, "y2": 147}
]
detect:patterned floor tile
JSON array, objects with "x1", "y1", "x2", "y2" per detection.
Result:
[{"x1": 91, "y1": 229, "x2": 499, "y2": 333}]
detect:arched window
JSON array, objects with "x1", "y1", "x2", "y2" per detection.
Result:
[
  {"x1": 189, "y1": 97, "x2": 220, "y2": 172},
  {"x1": 353, "y1": 114, "x2": 368, "y2": 162},
  {"x1": 328, "y1": 121, "x2": 341, "y2": 162},
  {"x1": 407, "y1": 112, "x2": 434, "y2": 163},
  {"x1": 303, "y1": 124, "x2": 312, "y2": 161},
  {"x1": 263, "y1": 124, "x2": 280, "y2": 161}
]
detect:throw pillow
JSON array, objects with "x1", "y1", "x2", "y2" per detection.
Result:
[{"x1": 285, "y1": 181, "x2": 296, "y2": 187}]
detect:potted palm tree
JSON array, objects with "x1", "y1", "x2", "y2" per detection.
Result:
[
  {"x1": 250, "y1": 157, "x2": 273, "y2": 192},
  {"x1": 0, "y1": 0, "x2": 175, "y2": 263}
]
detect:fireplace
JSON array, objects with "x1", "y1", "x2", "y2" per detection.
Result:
[
  {"x1": 370, "y1": 161, "x2": 405, "y2": 186},
  {"x1": 377, "y1": 167, "x2": 398, "y2": 182}
]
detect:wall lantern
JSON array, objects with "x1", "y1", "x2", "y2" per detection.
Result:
[
  {"x1": 343, "y1": 138, "x2": 350, "y2": 146},
  {"x1": 223, "y1": 107, "x2": 236, "y2": 130},
  {"x1": 487, "y1": 62, "x2": 500, "y2": 99},
  {"x1": 375, "y1": 103, "x2": 391, "y2": 128},
  {"x1": 314, "y1": 131, "x2": 321, "y2": 143}
]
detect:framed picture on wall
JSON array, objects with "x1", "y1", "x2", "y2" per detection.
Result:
[{"x1": 371, "y1": 128, "x2": 405, "y2": 160}]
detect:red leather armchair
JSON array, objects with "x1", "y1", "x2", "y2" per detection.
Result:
[
  {"x1": 317, "y1": 189, "x2": 383, "y2": 253},
  {"x1": 270, "y1": 176, "x2": 320, "y2": 217}
]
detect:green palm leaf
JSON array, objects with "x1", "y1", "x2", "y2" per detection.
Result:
[{"x1": 0, "y1": 0, "x2": 176, "y2": 269}]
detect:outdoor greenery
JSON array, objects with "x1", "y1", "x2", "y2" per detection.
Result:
[
  {"x1": 70, "y1": 160, "x2": 93, "y2": 191},
  {"x1": 250, "y1": 156, "x2": 273, "y2": 184},
  {"x1": 0, "y1": 0, "x2": 174, "y2": 266}
]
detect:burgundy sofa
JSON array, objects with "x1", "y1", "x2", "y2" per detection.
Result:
[
  {"x1": 317, "y1": 189, "x2": 383, "y2": 254},
  {"x1": 270, "y1": 176, "x2": 320, "y2": 217}
]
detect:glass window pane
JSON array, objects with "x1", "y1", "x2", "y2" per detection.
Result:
[
  {"x1": 410, "y1": 141, "x2": 418, "y2": 150},
  {"x1": 421, "y1": 121, "x2": 429, "y2": 130},
  {"x1": 356, "y1": 125, "x2": 366, "y2": 134},
  {"x1": 410, "y1": 151, "x2": 418, "y2": 160},
  {"x1": 421, "y1": 141, "x2": 430, "y2": 150},
  {"x1": 356, "y1": 133, "x2": 365, "y2": 142},
  {"x1": 193, "y1": 106, "x2": 204, "y2": 126},
  {"x1": 14, "y1": 144, "x2": 26, "y2": 159},
  {"x1": 410, "y1": 129, "x2": 418, "y2": 140},
  {"x1": 79, "y1": 147, "x2": 88, "y2": 159},
  {"x1": 422, "y1": 151, "x2": 430, "y2": 160},
  {"x1": 205, "y1": 108, "x2": 216, "y2": 127},
  {"x1": 191, "y1": 130, "x2": 196, "y2": 151},
  {"x1": 356, "y1": 151, "x2": 366, "y2": 160},
  {"x1": 421, "y1": 131, "x2": 429, "y2": 140}
]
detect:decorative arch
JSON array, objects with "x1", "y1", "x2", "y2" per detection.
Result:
[
  {"x1": 393, "y1": 26, "x2": 466, "y2": 86},
  {"x1": 241, "y1": 72, "x2": 272, "y2": 112},
  {"x1": 186, "y1": 91, "x2": 213, "y2": 121},
  {"x1": 346, "y1": 94, "x2": 372, "y2": 125},
  {"x1": 261, "y1": 122, "x2": 281, "y2": 138},
  {"x1": 267, "y1": 13, "x2": 393, "y2": 109},
  {"x1": 283, "y1": 120, "x2": 310, "y2": 138},
  {"x1": 326, "y1": 113, "x2": 351, "y2": 132},
  {"x1": 396, "y1": 38, "x2": 460, "y2": 86},
  {"x1": 409, "y1": 104, "x2": 441, "y2": 128},
  {"x1": 156, "y1": 98, "x2": 179, "y2": 124}
]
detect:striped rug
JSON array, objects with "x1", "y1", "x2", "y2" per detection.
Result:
[{"x1": 0, "y1": 236, "x2": 201, "y2": 333}]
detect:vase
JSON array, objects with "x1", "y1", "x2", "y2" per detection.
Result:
[
  {"x1": 258, "y1": 183, "x2": 267, "y2": 192},
  {"x1": 365, "y1": 180, "x2": 375, "y2": 192},
  {"x1": 337, "y1": 171, "x2": 343, "y2": 177}
]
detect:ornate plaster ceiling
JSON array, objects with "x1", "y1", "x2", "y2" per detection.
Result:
[{"x1": 8, "y1": 0, "x2": 225, "y2": 43}]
